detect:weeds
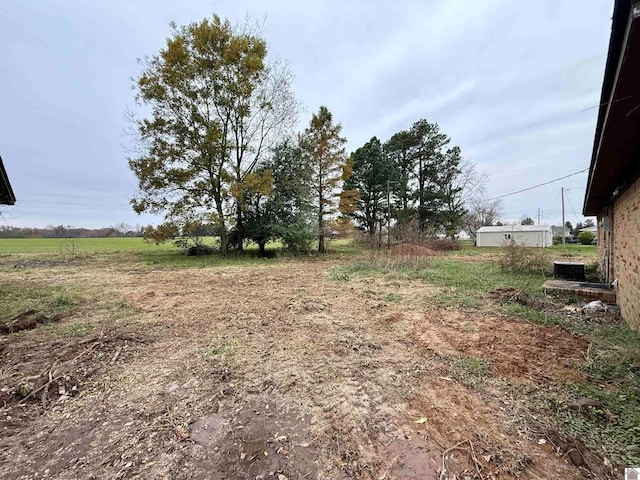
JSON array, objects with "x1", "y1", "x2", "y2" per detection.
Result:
[
  {"x1": 501, "y1": 303, "x2": 565, "y2": 328},
  {"x1": 59, "y1": 237, "x2": 82, "y2": 261},
  {"x1": 56, "y1": 322, "x2": 95, "y2": 337},
  {"x1": 0, "y1": 284, "x2": 79, "y2": 321},
  {"x1": 497, "y1": 244, "x2": 550, "y2": 274},
  {"x1": 507, "y1": 297, "x2": 640, "y2": 469},
  {"x1": 203, "y1": 335, "x2": 239, "y2": 360},
  {"x1": 451, "y1": 355, "x2": 488, "y2": 386},
  {"x1": 422, "y1": 237, "x2": 461, "y2": 251},
  {"x1": 555, "y1": 382, "x2": 640, "y2": 467},
  {"x1": 330, "y1": 267, "x2": 351, "y2": 282}
]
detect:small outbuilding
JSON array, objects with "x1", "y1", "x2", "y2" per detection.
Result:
[{"x1": 476, "y1": 225, "x2": 553, "y2": 248}]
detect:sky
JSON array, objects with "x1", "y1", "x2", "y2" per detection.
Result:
[{"x1": 0, "y1": 0, "x2": 612, "y2": 229}]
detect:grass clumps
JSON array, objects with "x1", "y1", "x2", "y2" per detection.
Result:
[
  {"x1": 451, "y1": 355, "x2": 488, "y2": 386},
  {"x1": 0, "y1": 284, "x2": 79, "y2": 322},
  {"x1": 55, "y1": 322, "x2": 95, "y2": 337}
]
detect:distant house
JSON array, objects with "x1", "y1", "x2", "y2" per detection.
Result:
[
  {"x1": 583, "y1": 0, "x2": 640, "y2": 329},
  {"x1": 579, "y1": 225, "x2": 597, "y2": 235},
  {"x1": 0, "y1": 155, "x2": 16, "y2": 205},
  {"x1": 435, "y1": 229, "x2": 471, "y2": 241},
  {"x1": 476, "y1": 225, "x2": 553, "y2": 248},
  {"x1": 551, "y1": 225, "x2": 571, "y2": 240}
]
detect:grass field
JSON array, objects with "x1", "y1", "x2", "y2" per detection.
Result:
[
  {"x1": 0, "y1": 237, "x2": 176, "y2": 254},
  {"x1": 1, "y1": 236, "x2": 636, "y2": 479}
]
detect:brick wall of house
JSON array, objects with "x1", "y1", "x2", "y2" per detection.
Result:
[
  {"x1": 612, "y1": 176, "x2": 640, "y2": 330},
  {"x1": 597, "y1": 205, "x2": 613, "y2": 283}
]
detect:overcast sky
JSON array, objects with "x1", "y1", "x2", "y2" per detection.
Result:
[{"x1": 1, "y1": 0, "x2": 611, "y2": 229}]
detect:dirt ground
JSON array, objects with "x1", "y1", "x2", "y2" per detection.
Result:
[{"x1": 0, "y1": 257, "x2": 619, "y2": 479}]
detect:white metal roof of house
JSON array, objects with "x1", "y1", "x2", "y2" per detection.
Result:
[{"x1": 477, "y1": 225, "x2": 552, "y2": 233}]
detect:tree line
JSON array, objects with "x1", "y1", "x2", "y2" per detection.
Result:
[
  {"x1": 0, "y1": 224, "x2": 144, "y2": 239},
  {"x1": 128, "y1": 15, "x2": 502, "y2": 254}
]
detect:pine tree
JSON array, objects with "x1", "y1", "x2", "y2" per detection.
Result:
[{"x1": 341, "y1": 137, "x2": 397, "y2": 243}]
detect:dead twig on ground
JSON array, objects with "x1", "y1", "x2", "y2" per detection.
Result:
[
  {"x1": 440, "y1": 440, "x2": 467, "y2": 480},
  {"x1": 439, "y1": 439, "x2": 485, "y2": 480},
  {"x1": 18, "y1": 372, "x2": 63, "y2": 405},
  {"x1": 573, "y1": 439, "x2": 593, "y2": 472},
  {"x1": 468, "y1": 440, "x2": 485, "y2": 480},
  {"x1": 40, "y1": 369, "x2": 53, "y2": 411},
  {"x1": 110, "y1": 347, "x2": 123, "y2": 365}
]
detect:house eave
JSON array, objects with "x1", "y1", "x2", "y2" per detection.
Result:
[
  {"x1": 583, "y1": 0, "x2": 640, "y2": 215},
  {"x1": 0, "y1": 155, "x2": 16, "y2": 206}
]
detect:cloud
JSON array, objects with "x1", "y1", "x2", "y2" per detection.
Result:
[{"x1": 0, "y1": 0, "x2": 610, "y2": 227}]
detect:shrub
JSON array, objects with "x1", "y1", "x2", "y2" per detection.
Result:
[
  {"x1": 552, "y1": 234, "x2": 563, "y2": 245},
  {"x1": 276, "y1": 222, "x2": 315, "y2": 253},
  {"x1": 578, "y1": 230, "x2": 596, "y2": 245},
  {"x1": 498, "y1": 243, "x2": 550, "y2": 274},
  {"x1": 423, "y1": 237, "x2": 462, "y2": 251},
  {"x1": 186, "y1": 244, "x2": 213, "y2": 256},
  {"x1": 174, "y1": 236, "x2": 213, "y2": 256}
]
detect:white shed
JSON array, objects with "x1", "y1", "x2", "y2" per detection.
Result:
[{"x1": 476, "y1": 225, "x2": 553, "y2": 248}]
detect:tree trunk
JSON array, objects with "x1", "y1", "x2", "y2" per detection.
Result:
[
  {"x1": 219, "y1": 227, "x2": 228, "y2": 255},
  {"x1": 236, "y1": 207, "x2": 244, "y2": 252},
  {"x1": 258, "y1": 239, "x2": 266, "y2": 257},
  {"x1": 418, "y1": 157, "x2": 425, "y2": 233},
  {"x1": 215, "y1": 204, "x2": 228, "y2": 255},
  {"x1": 318, "y1": 187, "x2": 325, "y2": 254},
  {"x1": 368, "y1": 231, "x2": 375, "y2": 249}
]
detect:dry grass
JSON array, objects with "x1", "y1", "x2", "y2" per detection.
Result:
[{"x1": 0, "y1": 253, "x2": 623, "y2": 479}]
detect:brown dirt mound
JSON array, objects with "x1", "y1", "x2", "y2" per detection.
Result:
[
  {"x1": 390, "y1": 243, "x2": 439, "y2": 257},
  {"x1": 411, "y1": 310, "x2": 587, "y2": 383},
  {"x1": 543, "y1": 429, "x2": 614, "y2": 478},
  {"x1": 0, "y1": 310, "x2": 62, "y2": 334}
]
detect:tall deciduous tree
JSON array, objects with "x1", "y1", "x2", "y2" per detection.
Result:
[
  {"x1": 128, "y1": 15, "x2": 297, "y2": 254},
  {"x1": 341, "y1": 137, "x2": 397, "y2": 243},
  {"x1": 229, "y1": 58, "x2": 299, "y2": 251},
  {"x1": 464, "y1": 195, "x2": 503, "y2": 240},
  {"x1": 301, "y1": 106, "x2": 347, "y2": 253}
]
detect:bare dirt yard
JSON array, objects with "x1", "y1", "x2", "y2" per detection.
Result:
[{"x1": 0, "y1": 251, "x2": 633, "y2": 479}]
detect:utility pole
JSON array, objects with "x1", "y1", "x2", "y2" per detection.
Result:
[
  {"x1": 561, "y1": 187, "x2": 566, "y2": 248},
  {"x1": 537, "y1": 208, "x2": 541, "y2": 225},
  {"x1": 387, "y1": 180, "x2": 391, "y2": 250}
]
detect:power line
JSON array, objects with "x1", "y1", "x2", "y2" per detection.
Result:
[
  {"x1": 545, "y1": 189, "x2": 561, "y2": 221},
  {"x1": 488, "y1": 168, "x2": 589, "y2": 200},
  {"x1": 565, "y1": 190, "x2": 582, "y2": 224}
]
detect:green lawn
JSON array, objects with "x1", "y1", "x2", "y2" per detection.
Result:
[
  {"x1": 0, "y1": 236, "x2": 363, "y2": 268},
  {"x1": 0, "y1": 237, "x2": 174, "y2": 254}
]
